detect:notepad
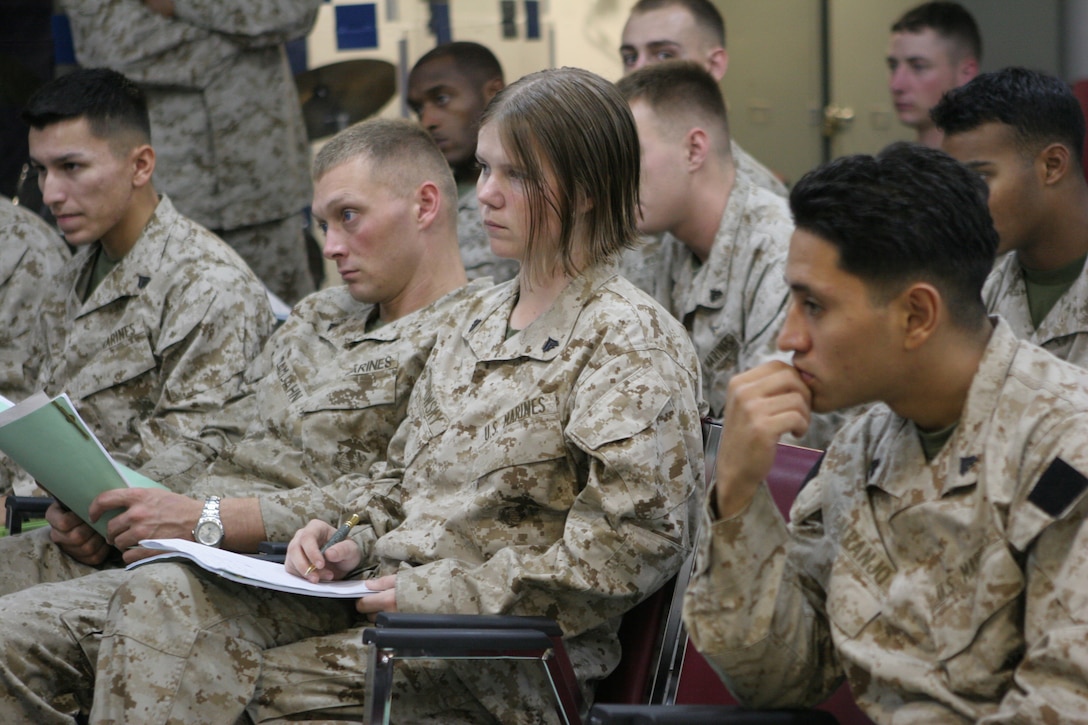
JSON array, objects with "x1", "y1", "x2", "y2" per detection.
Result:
[{"x1": 129, "y1": 538, "x2": 376, "y2": 599}]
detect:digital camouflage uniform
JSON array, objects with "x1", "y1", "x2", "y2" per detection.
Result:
[
  {"x1": 0, "y1": 281, "x2": 484, "y2": 598},
  {"x1": 30, "y1": 264, "x2": 704, "y2": 724},
  {"x1": 684, "y1": 319, "x2": 1088, "y2": 723},
  {"x1": 983, "y1": 251, "x2": 1088, "y2": 369},
  {"x1": 0, "y1": 197, "x2": 70, "y2": 495},
  {"x1": 457, "y1": 187, "x2": 519, "y2": 284},
  {"x1": 622, "y1": 176, "x2": 792, "y2": 418},
  {"x1": 59, "y1": 0, "x2": 320, "y2": 303},
  {"x1": 0, "y1": 197, "x2": 69, "y2": 406},
  {"x1": 36, "y1": 194, "x2": 274, "y2": 478},
  {"x1": 733, "y1": 139, "x2": 788, "y2": 199}
]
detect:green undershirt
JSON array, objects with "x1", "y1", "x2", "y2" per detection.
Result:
[
  {"x1": 82, "y1": 246, "x2": 120, "y2": 302},
  {"x1": 918, "y1": 422, "x2": 957, "y2": 462},
  {"x1": 1022, "y1": 254, "x2": 1086, "y2": 328}
]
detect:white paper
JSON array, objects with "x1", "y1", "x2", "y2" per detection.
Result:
[{"x1": 129, "y1": 538, "x2": 375, "y2": 599}]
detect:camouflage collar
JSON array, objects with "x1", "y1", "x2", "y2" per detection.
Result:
[{"x1": 464, "y1": 264, "x2": 620, "y2": 362}]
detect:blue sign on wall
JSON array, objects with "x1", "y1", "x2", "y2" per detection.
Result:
[{"x1": 336, "y1": 4, "x2": 379, "y2": 50}]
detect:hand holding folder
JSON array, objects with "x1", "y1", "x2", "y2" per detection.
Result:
[{"x1": 0, "y1": 392, "x2": 165, "y2": 538}]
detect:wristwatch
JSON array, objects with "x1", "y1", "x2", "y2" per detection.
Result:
[{"x1": 192, "y1": 495, "x2": 224, "y2": 548}]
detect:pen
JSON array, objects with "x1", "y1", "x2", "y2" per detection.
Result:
[{"x1": 305, "y1": 513, "x2": 360, "y2": 575}]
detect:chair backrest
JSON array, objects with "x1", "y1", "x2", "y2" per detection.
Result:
[{"x1": 592, "y1": 420, "x2": 723, "y2": 706}]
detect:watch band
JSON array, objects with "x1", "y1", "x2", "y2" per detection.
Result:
[{"x1": 193, "y1": 495, "x2": 224, "y2": 547}]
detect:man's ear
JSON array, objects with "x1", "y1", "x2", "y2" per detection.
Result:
[
  {"x1": 482, "y1": 77, "x2": 504, "y2": 105},
  {"x1": 686, "y1": 127, "x2": 711, "y2": 171},
  {"x1": 957, "y1": 56, "x2": 979, "y2": 85},
  {"x1": 1038, "y1": 142, "x2": 1072, "y2": 186},
  {"x1": 131, "y1": 144, "x2": 155, "y2": 188},
  {"x1": 706, "y1": 47, "x2": 728, "y2": 81},
  {"x1": 416, "y1": 180, "x2": 441, "y2": 228},
  {"x1": 899, "y1": 282, "x2": 941, "y2": 351}
]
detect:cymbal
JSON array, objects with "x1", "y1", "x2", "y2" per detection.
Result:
[{"x1": 295, "y1": 59, "x2": 397, "y2": 140}]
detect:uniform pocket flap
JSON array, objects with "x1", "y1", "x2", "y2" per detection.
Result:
[
  {"x1": 300, "y1": 367, "x2": 398, "y2": 413},
  {"x1": 67, "y1": 330, "x2": 157, "y2": 398}
]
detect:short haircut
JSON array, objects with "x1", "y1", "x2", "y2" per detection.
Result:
[
  {"x1": 313, "y1": 118, "x2": 458, "y2": 225},
  {"x1": 479, "y1": 67, "x2": 640, "y2": 285},
  {"x1": 891, "y1": 2, "x2": 981, "y2": 62},
  {"x1": 411, "y1": 41, "x2": 504, "y2": 88},
  {"x1": 630, "y1": 0, "x2": 725, "y2": 47},
  {"x1": 22, "y1": 67, "x2": 151, "y2": 147},
  {"x1": 931, "y1": 67, "x2": 1086, "y2": 168},
  {"x1": 616, "y1": 60, "x2": 730, "y2": 145},
  {"x1": 789, "y1": 142, "x2": 996, "y2": 329}
]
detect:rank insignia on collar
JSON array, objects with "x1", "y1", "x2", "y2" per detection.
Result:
[
  {"x1": 542, "y1": 337, "x2": 558, "y2": 352},
  {"x1": 138, "y1": 275, "x2": 151, "y2": 289},
  {"x1": 960, "y1": 455, "x2": 979, "y2": 475},
  {"x1": 709, "y1": 289, "x2": 722, "y2": 302}
]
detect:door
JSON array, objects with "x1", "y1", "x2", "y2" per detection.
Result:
[{"x1": 717, "y1": 0, "x2": 915, "y2": 187}]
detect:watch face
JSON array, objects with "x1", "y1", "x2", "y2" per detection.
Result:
[{"x1": 194, "y1": 520, "x2": 223, "y2": 546}]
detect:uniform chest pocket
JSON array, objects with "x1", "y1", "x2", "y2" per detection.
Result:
[
  {"x1": 299, "y1": 368, "x2": 400, "y2": 477},
  {"x1": 467, "y1": 396, "x2": 570, "y2": 502},
  {"x1": 826, "y1": 558, "x2": 884, "y2": 641},
  {"x1": 473, "y1": 400, "x2": 566, "y2": 471},
  {"x1": 931, "y1": 541, "x2": 1024, "y2": 662},
  {"x1": 68, "y1": 331, "x2": 157, "y2": 398}
]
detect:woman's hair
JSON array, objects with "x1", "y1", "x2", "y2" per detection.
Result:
[{"x1": 479, "y1": 66, "x2": 641, "y2": 285}]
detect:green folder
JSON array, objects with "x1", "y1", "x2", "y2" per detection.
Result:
[{"x1": 0, "y1": 392, "x2": 165, "y2": 538}]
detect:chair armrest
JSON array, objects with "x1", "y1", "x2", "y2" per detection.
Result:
[
  {"x1": 254, "y1": 541, "x2": 287, "y2": 563},
  {"x1": 374, "y1": 611, "x2": 563, "y2": 636},
  {"x1": 5, "y1": 496, "x2": 54, "y2": 534},
  {"x1": 362, "y1": 612, "x2": 584, "y2": 721},
  {"x1": 588, "y1": 704, "x2": 839, "y2": 725},
  {"x1": 363, "y1": 626, "x2": 555, "y2": 655}
]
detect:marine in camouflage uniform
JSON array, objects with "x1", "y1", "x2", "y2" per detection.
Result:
[
  {"x1": 982, "y1": 247, "x2": 1088, "y2": 369},
  {"x1": 35, "y1": 194, "x2": 273, "y2": 472},
  {"x1": 684, "y1": 319, "x2": 1088, "y2": 722},
  {"x1": 625, "y1": 175, "x2": 791, "y2": 419},
  {"x1": 458, "y1": 186, "x2": 519, "y2": 284},
  {"x1": 59, "y1": 0, "x2": 320, "y2": 304},
  {"x1": 0, "y1": 196, "x2": 69, "y2": 406},
  {"x1": 0, "y1": 197, "x2": 70, "y2": 495},
  {"x1": 0, "y1": 265, "x2": 704, "y2": 723},
  {"x1": 0, "y1": 281, "x2": 484, "y2": 596}
]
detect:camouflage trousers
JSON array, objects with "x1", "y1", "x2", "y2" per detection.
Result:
[
  {"x1": 0, "y1": 524, "x2": 112, "y2": 597},
  {"x1": 0, "y1": 559, "x2": 568, "y2": 723},
  {"x1": 218, "y1": 213, "x2": 315, "y2": 307},
  {"x1": 0, "y1": 567, "x2": 128, "y2": 723}
]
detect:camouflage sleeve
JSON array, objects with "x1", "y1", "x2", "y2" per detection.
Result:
[
  {"x1": 682, "y1": 477, "x2": 842, "y2": 709},
  {"x1": 60, "y1": 0, "x2": 317, "y2": 86},
  {"x1": 60, "y1": 0, "x2": 217, "y2": 83},
  {"x1": 394, "y1": 348, "x2": 703, "y2": 638},
  {"x1": 171, "y1": 0, "x2": 321, "y2": 43},
  {"x1": 256, "y1": 460, "x2": 392, "y2": 543},
  {"x1": 0, "y1": 217, "x2": 69, "y2": 404},
  {"x1": 984, "y1": 437, "x2": 1088, "y2": 722},
  {"x1": 128, "y1": 271, "x2": 275, "y2": 471}
]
